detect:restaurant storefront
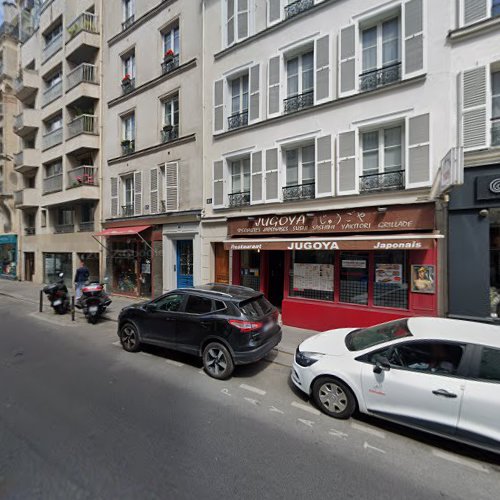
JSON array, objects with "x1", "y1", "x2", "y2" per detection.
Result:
[
  {"x1": 225, "y1": 204, "x2": 440, "y2": 331},
  {"x1": 0, "y1": 234, "x2": 18, "y2": 280}
]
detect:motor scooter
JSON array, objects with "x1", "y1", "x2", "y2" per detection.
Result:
[{"x1": 43, "y1": 272, "x2": 70, "y2": 314}]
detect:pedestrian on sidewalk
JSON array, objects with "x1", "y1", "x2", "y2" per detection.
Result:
[{"x1": 74, "y1": 260, "x2": 90, "y2": 300}]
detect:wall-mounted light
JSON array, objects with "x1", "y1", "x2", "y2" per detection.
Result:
[
  {"x1": 247, "y1": 216, "x2": 256, "y2": 221},
  {"x1": 377, "y1": 207, "x2": 388, "y2": 213},
  {"x1": 479, "y1": 209, "x2": 489, "y2": 218}
]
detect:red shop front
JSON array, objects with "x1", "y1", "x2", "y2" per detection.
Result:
[{"x1": 225, "y1": 204, "x2": 441, "y2": 331}]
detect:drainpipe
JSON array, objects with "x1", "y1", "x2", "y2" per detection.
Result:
[{"x1": 98, "y1": 1, "x2": 105, "y2": 282}]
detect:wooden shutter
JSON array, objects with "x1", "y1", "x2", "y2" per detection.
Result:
[
  {"x1": 339, "y1": 25, "x2": 356, "y2": 96},
  {"x1": 237, "y1": 0, "x2": 249, "y2": 39},
  {"x1": 150, "y1": 167, "x2": 158, "y2": 214},
  {"x1": 265, "y1": 148, "x2": 279, "y2": 201},
  {"x1": 249, "y1": 64, "x2": 260, "y2": 122},
  {"x1": 268, "y1": 0, "x2": 281, "y2": 24},
  {"x1": 111, "y1": 177, "x2": 118, "y2": 217},
  {"x1": 227, "y1": 0, "x2": 235, "y2": 45},
  {"x1": 316, "y1": 135, "x2": 333, "y2": 198},
  {"x1": 406, "y1": 113, "x2": 431, "y2": 187},
  {"x1": 403, "y1": 0, "x2": 424, "y2": 77},
  {"x1": 268, "y1": 56, "x2": 281, "y2": 116},
  {"x1": 251, "y1": 151, "x2": 263, "y2": 204},
  {"x1": 134, "y1": 171, "x2": 142, "y2": 216},
  {"x1": 213, "y1": 160, "x2": 225, "y2": 209},
  {"x1": 462, "y1": 66, "x2": 487, "y2": 151},
  {"x1": 166, "y1": 161, "x2": 179, "y2": 211},
  {"x1": 337, "y1": 131, "x2": 358, "y2": 195},
  {"x1": 214, "y1": 79, "x2": 224, "y2": 133},
  {"x1": 463, "y1": 0, "x2": 488, "y2": 26},
  {"x1": 315, "y1": 35, "x2": 330, "y2": 104}
]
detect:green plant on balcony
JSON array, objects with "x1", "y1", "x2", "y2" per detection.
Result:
[{"x1": 67, "y1": 24, "x2": 78, "y2": 39}]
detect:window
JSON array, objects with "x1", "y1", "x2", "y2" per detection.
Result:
[
  {"x1": 81, "y1": 203, "x2": 94, "y2": 223},
  {"x1": 285, "y1": 144, "x2": 315, "y2": 186},
  {"x1": 155, "y1": 294, "x2": 184, "y2": 312},
  {"x1": 240, "y1": 250, "x2": 260, "y2": 291},
  {"x1": 362, "y1": 17, "x2": 400, "y2": 73},
  {"x1": 230, "y1": 74, "x2": 249, "y2": 120},
  {"x1": 492, "y1": 72, "x2": 500, "y2": 147},
  {"x1": 346, "y1": 319, "x2": 411, "y2": 351},
  {"x1": 122, "y1": 113, "x2": 135, "y2": 141},
  {"x1": 493, "y1": 0, "x2": 500, "y2": 17},
  {"x1": 226, "y1": 0, "x2": 249, "y2": 46},
  {"x1": 58, "y1": 209, "x2": 74, "y2": 226},
  {"x1": 46, "y1": 70, "x2": 62, "y2": 89},
  {"x1": 340, "y1": 252, "x2": 369, "y2": 305},
  {"x1": 122, "y1": 0, "x2": 134, "y2": 23},
  {"x1": 46, "y1": 115, "x2": 63, "y2": 132},
  {"x1": 123, "y1": 176, "x2": 134, "y2": 207},
  {"x1": 479, "y1": 347, "x2": 500, "y2": 382},
  {"x1": 44, "y1": 24, "x2": 62, "y2": 46},
  {"x1": 185, "y1": 295, "x2": 213, "y2": 315},
  {"x1": 43, "y1": 252, "x2": 72, "y2": 286},
  {"x1": 230, "y1": 158, "x2": 250, "y2": 194},
  {"x1": 362, "y1": 126, "x2": 403, "y2": 175},
  {"x1": 45, "y1": 161, "x2": 62, "y2": 178},
  {"x1": 374, "y1": 251, "x2": 408, "y2": 309},
  {"x1": 122, "y1": 52, "x2": 135, "y2": 79},
  {"x1": 286, "y1": 51, "x2": 313, "y2": 98},
  {"x1": 290, "y1": 250, "x2": 334, "y2": 301},
  {"x1": 163, "y1": 96, "x2": 179, "y2": 128},
  {"x1": 163, "y1": 25, "x2": 179, "y2": 55}
]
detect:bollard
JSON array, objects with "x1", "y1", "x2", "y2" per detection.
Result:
[
  {"x1": 39, "y1": 290, "x2": 43, "y2": 313},
  {"x1": 71, "y1": 296, "x2": 75, "y2": 322}
]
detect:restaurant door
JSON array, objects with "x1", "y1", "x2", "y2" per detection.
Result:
[
  {"x1": 214, "y1": 242, "x2": 229, "y2": 284},
  {"x1": 268, "y1": 251, "x2": 285, "y2": 308}
]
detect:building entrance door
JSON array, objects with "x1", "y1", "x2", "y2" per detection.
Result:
[
  {"x1": 267, "y1": 251, "x2": 285, "y2": 309},
  {"x1": 24, "y1": 252, "x2": 35, "y2": 281},
  {"x1": 177, "y1": 240, "x2": 193, "y2": 288},
  {"x1": 214, "y1": 242, "x2": 229, "y2": 284}
]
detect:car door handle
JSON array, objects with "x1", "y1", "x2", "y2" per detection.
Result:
[{"x1": 432, "y1": 389, "x2": 457, "y2": 398}]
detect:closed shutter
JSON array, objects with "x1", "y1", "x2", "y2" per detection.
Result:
[
  {"x1": 249, "y1": 64, "x2": 260, "y2": 122},
  {"x1": 213, "y1": 160, "x2": 225, "y2": 209},
  {"x1": 111, "y1": 177, "x2": 118, "y2": 217},
  {"x1": 166, "y1": 161, "x2": 179, "y2": 211},
  {"x1": 403, "y1": 0, "x2": 424, "y2": 77},
  {"x1": 316, "y1": 135, "x2": 333, "y2": 198},
  {"x1": 336, "y1": 131, "x2": 358, "y2": 195},
  {"x1": 339, "y1": 25, "x2": 356, "y2": 96},
  {"x1": 237, "y1": 0, "x2": 249, "y2": 39},
  {"x1": 150, "y1": 167, "x2": 158, "y2": 214},
  {"x1": 268, "y1": 0, "x2": 281, "y2": 24},
  {"x1": 134, "y1": 171, "x2": 142, "y2": 216},
  {"x1": 268, "y1": 56, "x2": 281, "y2": 116},
  {"x1": 315, "y1": 35, "x2": 330, "y2": 104},
  {"x1": 462, "y1": 66, "x2": 487, "y2": 150},
  {"x1": 265, "y1": 148, "x2": 279, "y2": 201},
  {"x1": 214, "y1": 79, "x2": 224, "y2": 133},
  {"x1": 251, "y1": 151, "x2": 263, "y2": 204},
  {"x1": 463, "y1": 0, "x2": 488, "y2": 26},
  {"x1": 406, "y1": 113, "x2": 431, "y2": 187}
]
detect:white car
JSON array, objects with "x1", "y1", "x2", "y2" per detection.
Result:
[{"x1": 292, "y1": 317, "x2": 500, "y2": 453}]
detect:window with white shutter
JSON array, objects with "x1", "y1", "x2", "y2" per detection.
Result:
[
  {"x1": 337, "y1": 131, "x2": 358, "y2": 195},
  {"x1": 462, "y1": 66, "x2": 487, "y2": 151},
  {"x1": 403, "y1": 0, "x2": 424, "y2": 77},
  {"x1": 228, "y1": 73, "x2": 249, "y2": 130},
  {"x1": 111, "y1": 177, "x2": 118, "y2": 217},
  {"x1": 462, "y1": 0, "x2": 488, "y2": 26},
  {"x1": 214, "y1": 79, "x2": 225, "y2": 133},
  {"x1": 315, "y1": 35, "x2": 330, "y2": 104},
  {"x1": 225, "y1": 0, "x2": 250, "y2": 47},
  {"x1": 134, "y1": 171, "x2": 142, "y2": 216},
  {"x1": 492, "y1": 71, "x2": 500, "y2": 147},
  {"x1": 251, "y1": 151, "x2": 263, "y2": 204},
  {"x1": 268, "y1": 56, "x2": 281, "y2": 117},
  {"x1": 283, "y1": 144, "x2": 315, "y2": 201},
  {"x1": 213, "y1": 160, "x2": 226, "y2": 209},
  {"x1": 249, "y1": 64, "x2": 260, "y2": 123},
  {"x1": 166, "y1": 162, "x2": 179, "y2": 211},
  {"x1": 265, "y1": 148, "x2": 279, "y2": 201},
  {"x1": 268, "y1": 0, "x2": 281, "y2": 25},
  {"x1": 316, "y1": 135, "x2": 333, "y2": 198},
  {"x1": 228, "y1": 157, "x2": 251, "y2": 207},
  {"x1": 150, "y1": 167, "x2": 158, "y2": 214},
  {"x1": 284, "y1": 50, "x2": 314, "y2": 113},
  {"x1": 339, "y1": 25, "x2": 356, "y2": 97},
  {"x1": 406, "y1": 113, "x2": 431, "y2": 188}
]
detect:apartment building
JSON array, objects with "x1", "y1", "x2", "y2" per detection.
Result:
[
  {"x1": 100, "y1": 0, "x2": 203, "y2": 298},
  {"x1": 447, "y1": 0, "x2": 500, "y2": 322},
  {"x1": 202, "y1": 0, "x2": 457, "y2": 330},
  {"x1": 13, "y1": 0, "x2": 102, "y2": 285}
]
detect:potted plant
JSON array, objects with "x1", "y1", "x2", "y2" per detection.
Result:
[
  {"x1": 163, "y1": 49, "x2": 175, "y2": 63},
  {"x1": 67, "y1": 24, "x2": 78, "y2": 39},
  {"x1": 163, "y1": 123, "x2": 173, "y2": 132},
  {"x1": 122, "y1": 73, "x2": 131, "y2": 86}
]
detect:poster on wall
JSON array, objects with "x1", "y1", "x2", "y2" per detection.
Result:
[
  {"x1": 293, "y1": 263, "x2": 334, "y2": 292},
  {"x1": 411, "y1": 265, "x2": 435, "y2": 294},
  {"x1": 375, "y1": 264, "x2": 403, "y2": 284}
]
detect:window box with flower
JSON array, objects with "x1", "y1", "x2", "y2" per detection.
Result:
[{"x1": 121, "y1": 73, "x2": 135, "y2": 94}]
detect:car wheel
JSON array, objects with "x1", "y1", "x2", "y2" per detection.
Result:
[
  {"x1": 203, "y1": 342, "x2": 234, "y2": 380},
  {"x1": 120, "y1": 323, "x2": 141, "y2": 353},
  {"x1": 312, "y1": 377, "x2": 356, "y2": 419}
]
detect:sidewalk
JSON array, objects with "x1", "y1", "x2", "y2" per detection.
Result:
[{"x1": 0, "y1": 279, "x2": 317, "y2": 358}]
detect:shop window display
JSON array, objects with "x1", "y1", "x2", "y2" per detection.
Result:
[
  {"x1": 0, "y1": 236, "x2": 17, "y2": 278},
  {"x1": 111, "y1": 241, "x2": 138, "y2": 294},
  {"x1": 374, "y1": 251, "x2": 408, "y2": 309},
  {"x1": 43, "y1": 253, "x2": 72, "y2": 287},
  {"x1": 240, "y1": 250, "x2": 260, "y2": 291},
  {"x1": 290, "y1": 250, "x2": 334, "y2": 301},
  {"x1": 340, "y1": 252, "x2": 369, "y2": 305}
]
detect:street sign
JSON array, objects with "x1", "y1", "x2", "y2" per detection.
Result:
[{"x1": 439, "y1": 147, "x2": 464, "y2": 194}]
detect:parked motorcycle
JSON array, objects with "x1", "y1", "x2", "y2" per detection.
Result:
[
  {"x1": 43, "y1": 273, "x2": 70, "y2": 315},
  {"x1": 77, "y1": 282, "x2": 112, "y2": 324}
]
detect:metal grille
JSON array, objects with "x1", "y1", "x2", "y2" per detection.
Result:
[
  {"x1": 289, "y1": 271, "x2": 333, "y2": 301},
  {"x1": 359, "y1": 63, "x2": 401, "y2": 92},
  {"x1": 282, "y1": 183, "x2": 315, "y2": 201},
  {"x1": 161, "y1": 125, "x2": 179, "y2": 143},
  {"x1": 359, "y1": 170, "x2": 405, "y2": 193},
  {"x1": 373, "y1": 284, "x2": 408, "y2": 309},
  {"x1": 374, "y1": 251, "x2": 408, "y2": 309},
  {"x1": 161, "y1": 54, "x2": 180, "y2": 75},
  {"x1": 122, "y1": 204, "x2": 134, "y2": 217},
  {"x1": 121, "y1": 140, "x2": 135, "y2": 155},
  {"x1": 283, "y1": 91, "x2": 314, "y2": 114},
  {"x1": 284, "y1": 0, "x2": 314, "y2": 19},
  {"x1": 121, "y1": 77, "x2": 135, "y2": 94},
  {"x1": 340, "y1": 280, "x2": 368, "y2": 304},
  {"x1": 228, "y1": 110, "x2": 249, "y2": 130},
  {"x1": 241, "y1": 275, "x2": 260, "y2": 291},
  {"x1": 228, "y1": 191, "x2": 251, "y2": 207},
  {"x1": 340, "y1": 253, "x2": 369, "y2": 304}
]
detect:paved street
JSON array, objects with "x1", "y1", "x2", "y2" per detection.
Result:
[{"x1": 0, "y1": 294, "x2": 499, "y2": 500}]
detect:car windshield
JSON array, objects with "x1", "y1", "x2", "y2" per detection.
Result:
[
  {"x1": 239, "y1": 296, "x2": 273, "y2": 319},
  {"x1": 345, "y1": 319, "x2": 412, "y2": 352}
]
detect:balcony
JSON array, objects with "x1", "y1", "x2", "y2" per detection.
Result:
[
  {"x1": 121, "y1": 140, "x2": 135, "y2": 156},
  {"x1": 67, "y1": 63, "x2": 98, "y2": 91},
  {"x1": 42, "y1": 80, "x2": 63, "y2": 107},
  {"x1": 43, "y1": 173, "x2": 63, "y2": 195},
  {"x1": 228, "y1": 191, "x2": 251, "y2": 208},
  {"x1": 283, "y1": 90, "x2": 314, "y2": 114},
  {"x1": 42, "y1": 127, "x2": 63, "y2": 151},
  {"x1": 25, "y1": 227, "x2": 36, "y2": 236},
  {"x1": 284, "y1": 0, "x2": 314, "y2": 19},
  {"x1": 14, "y1": 188, "x2": 38, "y2": 208},
  {"x1": 67, "y1": 12, "x2": 98, "y2": 39},
  {"x1": 122, "y1": 204, "x2": 134, "y2": 217},
  {"x1": 79, "y1": 221, "x2": 95, "y2": 232},
  {"x1": 67, "y1": 166, "x2": 98, "y2": 188},
  {"x1": 359, "y1": 63, "x2": 402, "y2": 92},
  {"x1": 282, "y1": 182, "x2": 315, "y2": 201},
  {"x1": 66, "y1": 13, "x2": 100, "y2": 63},
  {"x1": 55, "y1": 224, "x2": 74, "y2": 234},
  {"x1": 161, "y1": 54, "x2": 180, "y2": 75},
  {"x1": 14, "y1": 69, "x2": 39, "y2": 102},
  {"x1": 67, "y1": 115, "x2": 98, "y2": 139},
  {"x1": 121, "y1": 77, "x2": 135, "y2": 95},
  {"x1": 492, "y1": 118, "x2": 500, "y2": 147},
  {"x1": 42, "y1": 32, "x2": 63, "y2": 64},
  {"x1": 359, "y1": 170, "x2": 405, "y2": 193},
  {"x1": 122, "y1": 15, "x2": 135, "y2": 31},
  {"x1": 13, "y1": 109, "x2": 38, "y2": 137},
  {"x1": 14, "y1": 148, "x2": 39, "y2": 173},
  {"x1": 228, "y1": 110, "x2": 248, "y2": 130},
  {"x1": 161, "y1": 125, "x2": 179, "y2": 143}
]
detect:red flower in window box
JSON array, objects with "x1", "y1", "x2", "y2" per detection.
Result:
[
  {"x1": 164, "y1": 49, "x2": 175, "y2": 61},
  {"x1": 122, "y1": 73, "x2": 131, "y2": 83}
]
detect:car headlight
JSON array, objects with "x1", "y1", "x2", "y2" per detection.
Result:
[{"x1": 295, "y1": 348, "x2": 324, "y2": 367}]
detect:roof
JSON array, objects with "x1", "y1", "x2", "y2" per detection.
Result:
[
  {"x1": 173, "y1": 283, "x2": 262, "y2": 301},
  {"x1": 408, "y1": 317, "x2": 500, "y2": 348}
]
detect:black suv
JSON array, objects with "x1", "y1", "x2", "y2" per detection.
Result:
[{"x1": 117, "y1": 284, "x2": 282, "y2": 379}]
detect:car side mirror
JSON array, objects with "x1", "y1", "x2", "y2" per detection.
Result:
[
  {"x1": 145, "y1": 303, "x2": 159, "y2": 312},
  {"x1": 373, "y1": 356, "x2": 391, "y2": 374}
]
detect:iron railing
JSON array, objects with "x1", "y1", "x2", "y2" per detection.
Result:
[
  {"x1": 359, "y1": 170, "x2": 405, "y2": 193},
  {"x1": 42, "y1": 32, "x2": 63, "y2": 62},
  {"x1": 161, "y1": 125, "x2": 179, "y2": 143},
  {"x1": 284, "y1": 0, "x2": 314, "y2": 19},
  {"x1": 283, "y1": 90, "x2": 314, "y2": 114},
  {"x1": 282, "y1": 182, "x2": 315, "y2": 201},
  {"x1": 121, "y1": 77, "x2": 135, "y2": 94},
  {"x1": 42, "y1": 127, "x2": 63, "y2": 151},
  {"x1": 228, "y1": 110, "x2": 248, "y2": 130},
  {"x1": 359, "y1": 62, "x2": 402, "y2": 92},
  {"x1": 67, "y1": 12, "x2": 98, "y2": 39},
  {"x1": 161, "y1": 54, "x2": 180, "y2": 75},
  {"x1": 122, "y1": 204, "x2": 134, "y2": 217},
  {"x1": 25, "y1": 227, "x2": 36, "y2": 235},
  {"x1": 121, "y1": 140, "x2": 135, "y2": 155},
  {"x1": 43, "y1": 173, "x2": 63, "y2": 194},
  {"x1": 122, "y1": 15, "x2": 135, "y2": 31},
  {"x1": 492, "y1": 118, "x2": 500, "y2": 147},
  {"x1": 55, "y1": 224, "x2": 74, "y2": 234},
  {"x1": 67, "y1": 115, "x2": 98, "y2": 139},
  {"x1": 68, "y1": 166, "x2": 98, "y2": 188},
  {"x1": 228, "y1": 191, "x2": 251, "y2": 207},
  {"x1": 79, "y1": 221, "x2": 94, "y2": 232},
  {"x1": 42, "y1": 80, "x2": 63, "y2": 106},
  {"x1": 67, "y1": 63, "x2": 98, "y2": 90}
]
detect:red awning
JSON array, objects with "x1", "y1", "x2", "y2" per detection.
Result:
[{"x1": 94, "y1": 225, "x2": 151, "y2": 237}]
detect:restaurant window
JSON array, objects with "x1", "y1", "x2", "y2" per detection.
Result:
[
  {"x1": 374, "y1": 251, "x2": 408, "y2": 309},
  {"x1": 340, "y1": 252, "x2": 369, "y2": 305},
  {"x1": 290, "y1": 250, "x2": 334, "y2": 301},
  {"x1": 240, "y1": 250, "x2": 260, "y2": 291}
]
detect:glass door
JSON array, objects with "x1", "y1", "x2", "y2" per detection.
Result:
[{"x1": 177, "y1": 240, "x2": 193, "y2": 288}]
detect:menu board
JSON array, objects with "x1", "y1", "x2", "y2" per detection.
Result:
[
  {"x1": 293, "y1": 263, "x2": 334, "y2": 292},
  {"x1": 375, "y1": 263, "x2": 403, "y2": 284}
]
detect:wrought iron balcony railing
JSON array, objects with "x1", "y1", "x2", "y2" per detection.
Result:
[
  {"x1": 492, "y1": 118, "x2": 500, "y2": 147},
  {"x1": 161, "y1": 125, "x2": 179, "y2": 143},
  {"x1": 122, "y1": 15, "x2": 135, "y2": 31},
  {"x1": 283, "y1": 90, "x2": 314, "y2": 114},
  {"x1": 359, "y1": 170, "x2": 405, "y2": 193},
  {"x1": 284, "y1": 0, "x2": 314, "y2": 19},
  {"x1": 79, "y1": 221, "x2": 95, "y2": 232},
  {"x1": 121, "y1": 140, "x2": 135, "y2": 155},
  {"x1": 55, "y1": 224, "x2": 75, "y2": 234},
  {"x1": 282, "y1": 182, "x2": 315, "y2": 201},
  {"x1": 228, "y1": 191, "x2": 251, "y2": 208},
  {"x1": 122, "y1": 204, "x2": 134, "y2": 217},
  {"x1": 359, "y1": 62, "x2": 402, "y2": 92},
  {"x1": 228, "y1": 110, "x2": 248, "y2": 130},
  {"x1": 121, "y1": 77, "x2": 135, "y2": 94},
  {"x1": 161, "y1": 54, "x2": 180, "y2": 75}
]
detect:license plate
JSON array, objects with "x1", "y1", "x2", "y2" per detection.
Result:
[
  {"x1": 89, "y1": 306, "x2": 98, "y2": 313},
  {"x1": 53, "y1": 299, "x2": 62, "y2": 306}
]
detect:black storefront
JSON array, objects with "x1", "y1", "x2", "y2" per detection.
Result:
[{"x1": 448, "y1": 165, "x2": 500, "y2": 322}]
